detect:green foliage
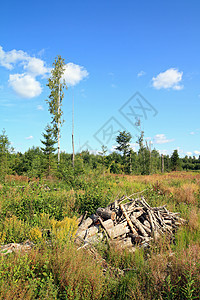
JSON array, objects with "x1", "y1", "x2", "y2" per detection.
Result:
[
  {"x1": 162, "y1": 274, "x2": 181, "y2": 300},
  {"x1": 0, "y1": 129, "x2": 11, "y2": 181},
  {"x1": 75, "y1": 176, "x2": 113, "y2": 214},
  {"x1": 0, "y1": 172, "x2": 200, "y2": 298},
  {"x1": 2, "y1": 128, "x2": 200, "y2": 180},
  {"x1": 116, "y1": 130, "x2": 132, "y2": 173},
  {"x1": 0, "y1": 183, "x2": 68, "y2": 223},
  {"x1": 116, "y1": 130, "x2": 132, "y2": 156},
  {"x1": 46, "y1": 55, "x2": 67, "y2": 164},
  {"x1": 181, "y1": 271, "x2": 197, "y2": 300},
  {"x1": 0, "y1": 215, "x2": 30, "y2": 244},
  {"x1": 15, "y1": 146, "x2": 44, "y2": 178},
  {"x1": 171, "y1": 149, "x2": 181, "y2": 171},
  {"x1": 46, "y1": 55, "x2": 67, "y2": 137},
  {"x1": 0, "y1": 242, "x2": 105, "y2": 299},
  {"x1": 41, "y1": 124, "x2": 57, "y2": 176}
]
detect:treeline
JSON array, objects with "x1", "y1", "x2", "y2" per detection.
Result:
[{"x1": 0, "y1": 128, "x2": 199, "y2": 181}]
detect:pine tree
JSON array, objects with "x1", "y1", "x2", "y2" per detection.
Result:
[
  {"x1": 171, "y1": 149, "x2": 181, "y2": 171},
  {"x1": 116, "y1": 131, "x2": 132, "y2": 173},
  {"x1": 46, "y1": 55, "x2": 67, "y2": 164},
  {"x1": 41, "y1": 124, "x2": 57, "y2": 176}
]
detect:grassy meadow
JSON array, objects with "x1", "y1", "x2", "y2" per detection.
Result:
[{"x1": 0, "y1": 171, "x2": 200, "y2": 299}]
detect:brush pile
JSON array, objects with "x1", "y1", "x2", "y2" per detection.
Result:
[{"x1": 76, "y1": 196, "x2": 186, "y2": 251}]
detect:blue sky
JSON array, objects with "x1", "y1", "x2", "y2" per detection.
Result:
[{"x1": 0, "y1": 0, "x2": 200, "y2": 157}]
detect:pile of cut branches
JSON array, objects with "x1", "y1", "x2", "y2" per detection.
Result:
[{"x1": 76, "y1": 196, "x2": 186, "y2": 251}]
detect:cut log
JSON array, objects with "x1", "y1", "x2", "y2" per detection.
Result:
[
  {"x1": 152, "y1": 205, "x2": 167, "y2": 211},
  {"x1": 76, "y1": 195, "x2": 186, "y2": 250},
  {"x1": 77, "y1": 226, "x2": 99, "y2": 240},
  {"x1": 130, "y1": 215, "x2": 148, "y2": 237},
  {"x1": 78, "y1": 217, "x2": 93, "y2": 231},
  {"x1": 86, "y1": 226, "x2": 99, "y2": 238},
  {"x1": 107, "y1": 222, "x2": 130, "y2": 239},
  {"x1": 96, "y1": 207, "x2": 116, "y2": 220},
  {"x1": 101, "y1": 219, "x2": 114, "y2": 231},
  {"x1": 139, "y1": 197, "x2": 151, "y2": 209},
  {"x1": 123, "y1": 201, "x2": 136, "y2": 212},
  {"x1": 76, "y1": 229, "x2": 87, "y2": 239},
  {"x1": 131, "y1": 211, "x2": 144, "y2": 219},
  {"x1": 90, "y1": 214, "x2": 99, "y2": 224},
  {"x1": 78, "y1": 211, "x2": 88, "y2": 226},
  {"x1": 86, "y1": 233, "x2": 103, "y2": 244},
  {"x1": 143, "y1": 220, "x2": 151, "y2": 228},
  {"x1": 119, "y1": 204, "x2": 138, "y2": 235},
  {"x1": 97, "y1": 217, "x2": 111, "y2": 243},
  {"x1": 140, "y1": 222, "x2": 151, "y2": 234},
  {"x1": 147, "y1": 210, "x2": 155, "y2": 231}
]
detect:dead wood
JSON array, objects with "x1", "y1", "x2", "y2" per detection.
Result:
[
  {"x1": 119, "y1": 203, "x2": 138, "y2": 235},
  {"x1": 96, "y1": 207, "x2": 116, "y2": 220},
  {"x1": 76, "y1": 195, "x2": 186, "y2": 250}
]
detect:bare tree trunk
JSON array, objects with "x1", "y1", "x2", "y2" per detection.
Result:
[
  {"x1": 48, "y1": 153, "x2": 50, "y2": 176},
  {"x1": 58, "y1": 82, "x2": 60, "y2": 164},
  {"x1": 129, "y1": 151, "x2": 132, "y2": 174},
  {"x1": 149, "y1": 140, "x2": 151, "y2": 174},
  {"x1": 161, "y1": 154, "x2": 164, "y2": 173},
  {"x1": 72, "y1": 91, "x2": 75, "y2": 168}
]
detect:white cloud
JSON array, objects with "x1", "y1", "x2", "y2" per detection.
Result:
[
  {"x1": 190, "y1": 132, "x2": 195, "y2": 135},
  {"x1": 9, "y1": 74, "x2": 42, "y2": 98},
  {"x1": 24, "y1": 57, "x2": 50, "y2": 76},
  {"x1": 154, "y1": 134, "x2": 174, "y2": 144},
  {"x1": 0, "y1": 46, "x2": 29, "y2": 70},
  {"x1": 0, "y1": 46, "x2": 49, "y2": 77},
  {"x1": 37, "y1": 105, "x2": 44, "y2": 110},
  {"x1": 194, "y1": 150, "x2": 200, "y2": 155},
  {"x1": 152, "y1": 68, "x2": 183, "y2": 90},
  {"x1": 186, "y1": 152, "x2": 192, "y2": 156},
  {"x1": 137, "y1": 70, "x2": 146, "y2": 77},
  {"x1": 0, "y1": 46, "x2": 49, "y2": 98},
  {"x1": 63, "y1": 62, "x2": 88, "y2": 86},
  {"x1": 0, "y1": 46, "x2": 88, "y2": 98},
  {"x1": 25, "y1": 136, "x2": 33, "y2": 140}
]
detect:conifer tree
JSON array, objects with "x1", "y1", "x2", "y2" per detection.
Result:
[
  {"x1": 41, "y1": 124, "x2": 56, "y2": 175},
  {"x1": 171, "y1": 149, "x2": 181, "y2": 171},
  {"x1": 116, "y1": 131, "x2": 132, "y2": 173}
]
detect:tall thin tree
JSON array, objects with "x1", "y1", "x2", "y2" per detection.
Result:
[
  {"x1": 46, "y1": 55, "x2": 67, "y2": 164},
  {"x1": 72, "y1": 89, "x2": 75, "y2": 168}
]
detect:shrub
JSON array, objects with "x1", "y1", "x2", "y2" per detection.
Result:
[{"x1": 0, "y1": 215, "x2": 30, "y2": 244}]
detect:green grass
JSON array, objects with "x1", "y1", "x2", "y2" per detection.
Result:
[{"x1": 0, "y1": 171, "x2": 199, "y2": 299}]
